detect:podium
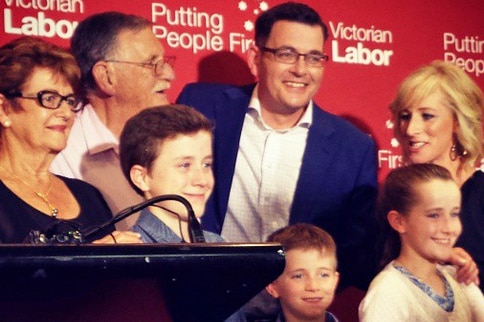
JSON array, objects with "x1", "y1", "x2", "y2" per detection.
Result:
[{"x1": 0, "y1": 243, "x2": 285, "y2": 322}]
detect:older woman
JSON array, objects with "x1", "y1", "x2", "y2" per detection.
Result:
[
  {"x1": 390, "y1": 60, "x2": 484, "y2": 292},
  {"x1": 0, "y1": 36, "x2": 140, "y2": 244}
]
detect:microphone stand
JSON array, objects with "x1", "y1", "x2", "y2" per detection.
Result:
[{"x1": 83, "y1": 194, "x2": 205, "y2": 243}]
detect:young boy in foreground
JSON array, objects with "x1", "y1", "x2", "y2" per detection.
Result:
[{"x1": 266, "y1": 223, "x2": 340, "y2": 322}]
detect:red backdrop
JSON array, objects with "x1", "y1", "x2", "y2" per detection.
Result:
[{"x1": 2, "y1": 0, "x2": 484, "y2": 182}]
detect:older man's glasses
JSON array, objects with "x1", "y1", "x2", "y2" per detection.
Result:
[
  {"x1": 105, "y1": 56, "x2": 176, "y2": 76},
  {"x1": 261, "y1": 47, "x2": 329, "y2": 67},
  {"x1": 7, "y1": 90, "x2": 83, "y2": 112}
]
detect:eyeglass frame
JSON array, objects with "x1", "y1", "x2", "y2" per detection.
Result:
[
  {"x1": 260, "y1": 47, "x2": 329, "y2": 67},
  {"x1": 5, "y1": 90, "x2": 83, "y2": 112},
  {"x1": 104, "y1": 56, "x2": 176, "y2": 76}
]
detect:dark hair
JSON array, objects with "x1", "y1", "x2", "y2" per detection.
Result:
[
  {"x1": 119, "y1": 104, "x2": 214, "y2": 196},
  {"x1": 254, "y1": 2, "x2": 328, "y2": 48},
  {"x1": 71, "y1": 11, "x2": 151, "y2": 95},
  {"x1": 378, "y1": 163, "x2": 455, "y2": 266},
  {"x1": 0, "y1": 36, "x2": 80, "y2": 108},
  {"x1": 267, "y1": 223, "x2": 337, "y2": 268}
]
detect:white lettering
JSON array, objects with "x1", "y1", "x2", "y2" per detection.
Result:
[
  {"x1": 378, "y1": 150, "x2": 402, "y2": 169},
  {"x1": 5, "y1": 0, "x2": 84, "y2": 13},
  {"x1": 4, "y1": 9, "x2": 21, "y2": 34},
  {"x1": 3, "y1": 9, "x2": 78, "y2": 39},
  {"x1": 329, "y1": 21, "x2": 393, "y2": 43},
  {"x1": 153, "y1": 25, "x2": 223, "y2": 53},
  {"x1": 152, "y1": 3, "x2": 223, "y2": 34},
  {"x1": 444, "y1": 52, "x2": 484, "y2": 77},
  {"x1": 443, "y1": 32, "x2": 483, "y2": 53},
  {"x1": 332, "y1": 40, "x2": 393, "y2": 66},
  {"x1": 229, "y1": 32, "x2": 252, "y2": 53}
]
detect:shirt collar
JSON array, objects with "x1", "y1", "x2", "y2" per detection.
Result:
[
  {"x1": 137, "y1": 208, "x2": 183, "y2": 243},
  {"x1": 248, "y1": 84, "x2": 313, "y2": 130},
  {"x1": 78, "y1": 104, "x2": 119, "y2": 155}
]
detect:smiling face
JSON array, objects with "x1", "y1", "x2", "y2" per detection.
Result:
[
  {"x1": 266, "y1": 248, "x2": 339, "y2": 321},
  {"x1": 249, "y1": 21, "x2": 325, "y2": 125},
  {"x1": 108, "y1": 27, "x2": 175, "y2": 109},
  {"x1": 1, "y1": 67, "x2": 75, "y2": 154},
  {"x1": 395, "y1": 90, "x2": 456, "y2": 168},
  {"x1": 397, "y1": 179, "x2": 462, "y2": 264},
  {"x1": 141, "y1": 131, "x2": 214, "y2": 220}
]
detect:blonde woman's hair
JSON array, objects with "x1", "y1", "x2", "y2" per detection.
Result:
[{"x1": 390, "y1": 60, "x2": 483, "y2": 169}]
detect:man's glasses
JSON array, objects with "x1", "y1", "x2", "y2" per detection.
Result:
[
  {"x1": 105, "y1": 56, "x2": 176, "y2": 76},
  {"x1": 6, "y1": 90, "x2": 83, "y2": 112},
  {"x1": 261, "y1": 47, "x2": 329, "y2": 68}
]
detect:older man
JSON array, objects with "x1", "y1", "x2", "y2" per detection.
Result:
[{"x1": 51, "y1": 12, "x2": 175, "y2": 229}]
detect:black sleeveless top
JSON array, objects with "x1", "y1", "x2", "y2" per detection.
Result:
[{"x1": 0, "y1": 175, "x2": 114, "y2": 243}]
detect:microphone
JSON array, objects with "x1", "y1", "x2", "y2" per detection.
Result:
[{"x1": 83, "y1": 194, "x2": 205, "y2": 243}]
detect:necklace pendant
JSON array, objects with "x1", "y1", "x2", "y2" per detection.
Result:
[{"x1": 34, "y1": 191, "x2": 58, "y2": 218}]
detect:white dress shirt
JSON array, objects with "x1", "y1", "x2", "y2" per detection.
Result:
[{"x1": 222, "y1": 86, "x2": 312, "y2": 242}]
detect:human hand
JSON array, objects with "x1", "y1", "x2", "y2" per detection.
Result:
[
  {"x1": 446, "y1": 247, "x2": 479, "y2": 285},
  {"x1": 92, "y1": 231, "x2": 143, "y2": 244}
]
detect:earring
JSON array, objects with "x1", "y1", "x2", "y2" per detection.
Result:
[
  {"x1": 2, "y1": 119, "x2": 11, "y2": 128},
  {"x1": 450, "y1": 144, "x2": 457, "y2": 161}
]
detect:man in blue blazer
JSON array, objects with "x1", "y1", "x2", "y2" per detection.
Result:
[
  {"x1": 177, "y1": 83, "x2": 377, "y2": 286},
  {"x1": 177, "y1": 2, "x2": 378, "y2": 291}
]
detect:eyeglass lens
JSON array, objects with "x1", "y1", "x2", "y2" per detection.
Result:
[
  {"x1": 154, "y1": 57, "x2": 175, "y2": 75},
  {"x1": 39, "y1": 91, "x2": 81, "y2": 111}
]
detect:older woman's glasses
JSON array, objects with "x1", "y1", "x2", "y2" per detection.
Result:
[
  {"x1": 6, "y1": 90, "x2": 83, "y2": 112},
  {"x1": 261, "y1": 47, "x2": 329, "y2": 68},
  {"x1": 105, "y1": 56, "x2": 176, "y2": 76}
]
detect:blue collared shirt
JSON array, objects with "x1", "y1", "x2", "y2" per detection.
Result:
[{"x1": 131, "y1": 208, "x2": 225, "y2": 243}]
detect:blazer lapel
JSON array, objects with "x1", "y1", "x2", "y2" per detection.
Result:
[
  {"x1": 290, "y1": 106, "x2": 337, "y2": 223},
  {"x1": 213, "y1": 85, "x2": 254, "y2": 220}
]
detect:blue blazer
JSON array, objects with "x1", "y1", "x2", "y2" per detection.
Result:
[{"x1": 177, "y1": 83, "x2": 378, "y2": 288}]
